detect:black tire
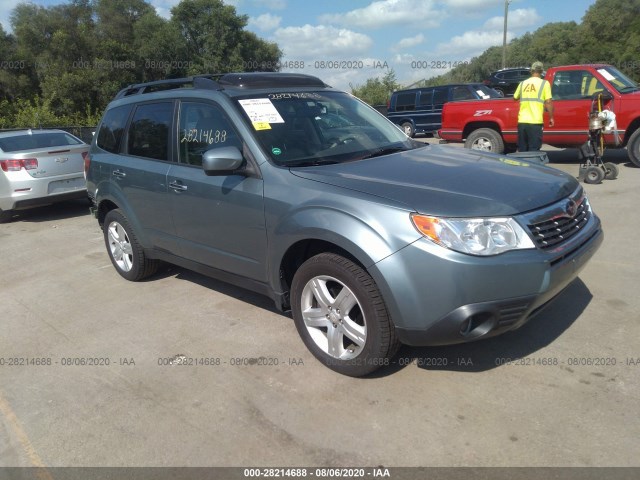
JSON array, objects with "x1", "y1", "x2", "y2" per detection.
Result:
[
  {"x1": 0, "y1": 209, "x2": 14, "y2": 223},
  {"x1": 291, "y1": 253, "x2": 399, "y2": 377},
  {"x1": 464, "y1": 128, "x2": 505, "y2": 153},
  {"x1": 603, "y1": 162, "x2": 619, "y2": 180},
  {"x1": 401, "y1": 122, "x2": 415, "y2": 138},
  {"x1": 583, "y1": 166, "x2": 604, "y2": 184},
  {"x1": 103, "y1": 209, "x2": 159, "y2": 281},
  {"x1": 626, "y1": 128, "x2": 640, "y2": 167}
]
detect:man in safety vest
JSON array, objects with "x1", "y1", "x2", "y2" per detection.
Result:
[{"x1": 513, "y1": 61, "x2": 554, "y2": 151}]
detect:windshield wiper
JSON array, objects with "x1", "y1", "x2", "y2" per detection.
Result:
[
  {"x1": 285, "y1": 158, "x2": 341, "y2": 167},
  {"x1": 359, "y1": 146, "x2": 412, "y2": 160}
]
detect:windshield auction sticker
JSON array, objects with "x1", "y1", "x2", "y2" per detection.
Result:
[{"x1": 239, "y1": 98, "x2": 285, "y2": 130}]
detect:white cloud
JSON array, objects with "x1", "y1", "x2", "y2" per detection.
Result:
[
  {"x1": 436, "y1": 29, "x2": 513, "y2": 56},
  {"x1": 249, "y1": 13, "x2": 282, "y2": 31},
  {"x1": 274, "y1": 25, "x2": 373, "y2": 58},
  {"x1": 483, "y1": 8, "x2": 541, "y2": 30},
  {"x1": 441, "y1": 0, "x2": 504, "y2": 12},
  {"x1": 320, "y1": 0, "x2": 442, "y2": 29},
  {"x1": 393, "y1": 33, "x2": 425, "y2": 51}
]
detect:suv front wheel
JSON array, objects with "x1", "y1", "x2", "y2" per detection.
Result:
[
  {"x1": 291, "y1": 253, "x2": 399, "y2": 377},
  {"x1": 103, "y1": 209, "x2": 159, "y2": 281}
]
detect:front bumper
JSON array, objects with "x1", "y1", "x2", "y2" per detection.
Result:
[{"x1": 370, "y1": 215, "x2": 603, "y2": 347}]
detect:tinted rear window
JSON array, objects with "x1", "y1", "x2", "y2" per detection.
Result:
[
  {"x1": 127, "y1": 102, "x2": 173, "y2": 161},
  {"x1": 0, "y1": 132, "x2": 83, "y2": 153},
  {"x1": 97, "y1": 105, "x2": 132, "y2": 153}
]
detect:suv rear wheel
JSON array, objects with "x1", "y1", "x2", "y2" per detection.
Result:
[
  {"x1": 103, "y1": 209, "x2": 159, "y2": 281},
  {"x1": 291, "y1": 253, "x2": 399, "y2": 377}
]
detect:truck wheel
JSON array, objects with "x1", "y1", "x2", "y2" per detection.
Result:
[
  {"x1": 401, "y1": 122, "x2": 415, "y2": 137},
  {"x1": 583, "y1": 166, "x2": 604, "y2": 184},
  {"x1": 291, "y1": 253, "x2": 399, "y2": 377},
  {"x1": 465, "y1": 128, "x2": 505, "y2": 153},
  {"x1": 626, "y1": 129, "x2": 640, "y2": 167}
]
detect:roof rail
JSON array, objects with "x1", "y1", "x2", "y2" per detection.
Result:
[
  {"x1": 113, "y1": 72, "x2": 329, "y2": 100},
  {"x1": 114, "y1": 75, "x2": 223, "y2": 99}
]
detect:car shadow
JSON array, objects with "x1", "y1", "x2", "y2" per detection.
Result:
[
  {"x1": 371, "y1": 278, "x2": 593, "y2": 378},
  {"x1": 545, "y1": 146, "x2": 631, "y2": 167},
  {"x1": 9, "y1": 198, "x2": 92, "y2": 223},
  {"x1": 165, "y1": 265, "x2": 281, "y2": 314}
]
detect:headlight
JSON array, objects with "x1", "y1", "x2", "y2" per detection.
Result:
[{"x1": 411, "y1": 214, "x2": 535, "y2": 256}]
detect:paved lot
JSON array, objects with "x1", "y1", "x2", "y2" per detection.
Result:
[{"x1": 0, "y1": 144, "x2": 638, "y2": 469}]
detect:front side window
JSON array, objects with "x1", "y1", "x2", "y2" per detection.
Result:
[
  {"x1": 452, "y1": 86, "x2": 474, "y2": 101},
  {"x1": 178, "y1": 102, "x2": 242, "y2": 167},
  {"x1": 553, "y1": 71, "x2": 605, "y2": 99},
  {"x1": 235, "y1": 91, "x2": 424, "y2": 167},
  {"x1": 127, "y1": 102, "x2": 173, "y2": 161}
]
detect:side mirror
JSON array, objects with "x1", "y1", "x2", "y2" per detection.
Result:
[{"x1": 202, "y1": 147, "x2": 244, "y2": 176}]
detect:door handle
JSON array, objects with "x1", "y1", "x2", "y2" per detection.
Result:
[
  {"x1": 112, "y1": 169, "x2": 126, "y2": 178},
  {"x1": 169, "y1": 181, "x2": 188, "y2": 192}
]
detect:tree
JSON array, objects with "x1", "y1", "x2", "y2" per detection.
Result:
[
  {"x1": 351, "y1": 69, "x2": 400, "y2": 106},
  {"x1": 170, "y1": 0, "x2": 281, "y2": 73}
]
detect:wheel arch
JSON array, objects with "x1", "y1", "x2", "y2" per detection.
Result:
[
  {"x1": 278, "y1": 239, "x2": 365, "y2": 309},
  {"x1": 623, "y1": 117, "x2": 640, "y2": 146},
  {"x1": 463, "y1": 121, "x2": 503, "y2": 140},
  {"x1": 272, "y1": 206, "x2": 416, "y2": 310}
]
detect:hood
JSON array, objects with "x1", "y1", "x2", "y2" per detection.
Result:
[{"x1": 290, "y1": 145, "x2": 578, "y2": 217}]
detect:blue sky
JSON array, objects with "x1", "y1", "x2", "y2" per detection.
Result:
[{"x1": 1, "y1": 0, "x2": 597, "y2": 89}]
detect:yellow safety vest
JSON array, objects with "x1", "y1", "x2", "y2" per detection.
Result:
[{"x1": 514, "y1": 77, "x2": 551, "y2": 124}]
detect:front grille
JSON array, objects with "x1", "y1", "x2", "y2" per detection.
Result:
[{"x1": 527, "y1": 197, "x2": 591, "y2": 250}]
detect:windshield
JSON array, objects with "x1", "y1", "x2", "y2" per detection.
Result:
[
  {"x1": 235, "y1": 91, "x2": 423, "y2": 166},
  {"x1": 598, "y1": 66, "x2": 639, "y2": 93}
]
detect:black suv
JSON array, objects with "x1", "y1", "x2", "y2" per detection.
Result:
[{"x1": 484, "y1": 67, "x2": 535, "y2": 96}]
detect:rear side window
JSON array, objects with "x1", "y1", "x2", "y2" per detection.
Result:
[
  {"x1": 394, "y1": 92, "x2": 417, "y2": 111},
  {"x1": 432, "y1": 87, "x2": 448, "y2": 105},
  {"x1": 127, "y1": 102, "x2": 174, "y2": 161},
  {"x1": 417, "y1": 89, "x2": 433, "y2": 107},
  {"x1": 96, "y1": 105, "x2": 131, "y2": 153},
  {"x1": 0, "y1": 132, "x2": 82, "y2": 152}
]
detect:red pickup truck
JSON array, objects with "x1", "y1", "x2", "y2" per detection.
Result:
[{"x1": 438, "y1": 64, "x2": 640, "y2": 167}]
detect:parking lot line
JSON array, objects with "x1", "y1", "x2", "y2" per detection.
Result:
[{"x1": 0, "y1": 389, "x2": 54, "y2": 479}]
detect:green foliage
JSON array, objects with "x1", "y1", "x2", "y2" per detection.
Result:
[
  {"x1": 0, "y1": 96, "x2": 102, "y2": 129},
  {"x1": 350, "y1": 70, "x2": 401, "y2": 105},
  {"x1": 2, "y1": 0, "x2": 282, "y2": 128}
]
